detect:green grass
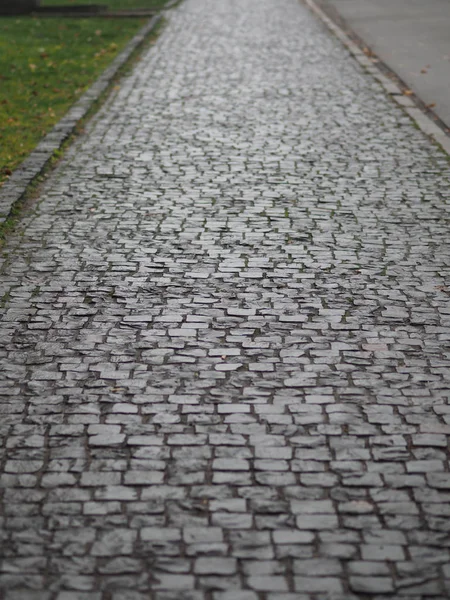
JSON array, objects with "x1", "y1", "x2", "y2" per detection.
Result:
[
  {"x1": 41, "y1": 0, "x2": 169, "y2": 9},
  {"x1": 0, "y1": 15, "x2": 150, "y2": 186}
]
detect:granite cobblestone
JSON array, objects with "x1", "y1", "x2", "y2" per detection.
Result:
[{"x1": 1, "y1": 0, "x2": 450, "y2": 597}]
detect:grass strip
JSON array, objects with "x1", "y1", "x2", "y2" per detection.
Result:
[
  {"x1": 0, "y1": 15, "x2": 165, "y2": 248},
  {"x1": 0, "y1": 15, "x2": 151, "y2": 186},
  {"x1": 41, "y1": 0, "x2": 169, "y2": 8}
]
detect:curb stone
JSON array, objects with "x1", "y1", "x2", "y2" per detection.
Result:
[
  {"x1": 301, "y1": 0, "x2": 450, "y2": 158},
  {"x1": 0, "y1": 13, "x2": 162, "y2": 225},
  {"x1": 164, "y1": 0, "x2": 182, "y2": 9}
]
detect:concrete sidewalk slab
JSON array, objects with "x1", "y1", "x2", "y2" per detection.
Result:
[{"x1": 317, "y1": 0, "x2": 450, "y2": 129}]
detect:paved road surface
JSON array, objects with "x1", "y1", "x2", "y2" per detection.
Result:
[
  {"x1": 1, "y1": 0, "x2": 450, "y2": 598},
  {"x1": 319, "y1": 0, "x2": 450, "y2": 129}
]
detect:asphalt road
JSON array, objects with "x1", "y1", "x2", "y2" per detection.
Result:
[{"x1": 319, "y1": 0, "x2": 450, "y2": 129}]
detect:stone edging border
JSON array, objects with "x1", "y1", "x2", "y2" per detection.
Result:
[
  {"x1": 0, "y1": 13, "x2": 162, "y2": 225},
  {"x1": 301, "y1": 0, "x2": 450, "y2": 158},
  {"x1": 164, "y1": 0, "x2": 181, "y2": 9}
]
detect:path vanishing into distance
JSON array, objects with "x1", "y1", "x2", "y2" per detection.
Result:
[{"x1": 1, "y1": 0, "x2": 450, "y2": 598}]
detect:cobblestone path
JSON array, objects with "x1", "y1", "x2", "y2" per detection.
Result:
[{"x1": 1, "y1": 0, "x2": 450, "y2": 598}]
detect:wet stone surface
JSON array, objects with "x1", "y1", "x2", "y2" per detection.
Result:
[{"x1": 0, "y1": 0, "x2": 450, "y2": 598}]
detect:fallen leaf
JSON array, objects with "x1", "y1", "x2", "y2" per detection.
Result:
[
  {"x1": 29, "y1": 63, "x2": 37, "y2": 71},
  {"x1": 94, "y1": 48, "x2": 107, "y2": 59}
]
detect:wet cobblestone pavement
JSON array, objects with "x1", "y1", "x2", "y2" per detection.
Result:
[{"x1": 1, "y1": 0, "x2": 450, "y2": 598}]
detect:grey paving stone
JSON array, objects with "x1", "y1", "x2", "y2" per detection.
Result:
[{"x1": 0, "y1": 0, "x2": 449, "y2": 596}]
